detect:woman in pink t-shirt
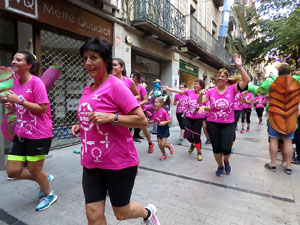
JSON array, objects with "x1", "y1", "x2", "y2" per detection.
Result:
[
  {"x1": 130, "y1": 71, "x2": 155, "y2": 153},
  {"x1": 149, "y1": 97, "x2": 174, "y2": 160},
  {"x1": 164, "y1": 79, "x2": 208, "y2": 161},
  {"x1": 198, "y1": 54, "x2": 250, "y2": 176},
  {"x1": 72, "y1": 38, "x2": 160, "y2": 224},
  {"x1": 173, "y1": 83, "x2": 188, "y2": 145},
  {"x1": 111, "y1": 58, "x2": 140, "y2": 100},
  {"x1": 253, "y1": 94, "x2": 265, "y2": 124},
  {"x1": 1, "y1": 51, "x2": 57, "y2": 211}
]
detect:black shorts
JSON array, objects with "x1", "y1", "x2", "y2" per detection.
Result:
[
  {"x1": 8, "y1": 136, "x2": 52, "y2": 156},
  {"x1": 157, "y1": 125, "x2": 170, "y2": 138},
  {"x1": 82, "y1": 166, "x2": 137, "y2": 207}
]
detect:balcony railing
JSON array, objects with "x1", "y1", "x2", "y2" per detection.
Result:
[
  {"x1": 186, "y1": 15, "x2": 231, "y2": 66},
  {"x1": 130, "y1": 0, "x2": 186, "y2": 43}
]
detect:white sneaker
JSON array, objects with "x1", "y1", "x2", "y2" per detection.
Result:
[{"x1": 143, "y1": 204, "x2": 160, "y2": 225}]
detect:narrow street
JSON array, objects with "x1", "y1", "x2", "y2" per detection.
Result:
[{"x1": 1, "y1": 114, "x2": 300, "y2": 225}]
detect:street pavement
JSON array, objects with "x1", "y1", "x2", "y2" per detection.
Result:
[{"x1": 1, "y1": 113, "x2": 300, "y2": 225}]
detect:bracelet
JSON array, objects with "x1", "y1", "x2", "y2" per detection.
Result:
[{"x1": 18, "y1": 99, "x2": 25, "y2": 105}]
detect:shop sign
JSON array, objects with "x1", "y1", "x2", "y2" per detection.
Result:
[
  {"x1": 1, "y1": 0, "x2": 113, "y2": 42},
  {"x1": 4, "y1": 0, "x2": 38, "y2": 18},
  {"x1": 179, "y1": 60, "x2": 199, "y2": 76}
]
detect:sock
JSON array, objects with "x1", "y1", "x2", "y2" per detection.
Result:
[
  {"x1": 144, "y1": 208, "x2": 151, "y2": 221},
  {"x1": 148, "y1": 142, "x2": 153, "y2": 145},
  {"x1": 195, "y1": 143, "x2": 201, "y2": 151}
]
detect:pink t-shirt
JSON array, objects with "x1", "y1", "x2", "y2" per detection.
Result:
[
  {"x1": 77, "y1": 75, "x2": 139, "y2": 170},
  {"x1": 184, "y1": 89, "x2": 205, "y2": 119},
  {"x1": 174, "y1": 93, "x2": 189, "y2": 113},
  {"x1": 153, "y1": 107, "x2": 170, "y2": 124},
  {"x1": 254, "y1": 95, "x2": 265, "y2": 108},
  {"x1": 121, "y1": 76, "x2": 133, "y2": 90},
  {"x1": 205, "y1": 84, "x2": 237, "y2": 123},
  {"x1": 137, "y1": 83, "x2": 147, "y2": 111},
  {"x1": 233, "y1": 92, "x2": 243, "y2": 111},
  {"x1": 12, "y1": 76, "x2": 52, "y2": 139},
  {"x1": 242, "y1": 92, "x2": 253, "y2": 109}
]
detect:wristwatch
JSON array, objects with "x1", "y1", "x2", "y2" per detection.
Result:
[
  {"x1": 112, "y1": 113, "x2": 119, "y2": 125},
  {"x1": 18, "y1": 99, "x2": 25, "y2": 105}
]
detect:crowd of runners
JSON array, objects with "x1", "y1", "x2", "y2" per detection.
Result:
[{"x1": 1, "y1": 37, "x2": 299, "y2": 225}]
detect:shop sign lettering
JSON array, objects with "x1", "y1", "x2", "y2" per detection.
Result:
[{"x1": 5, "y1": 0, "x2": 38, "y2": 18}]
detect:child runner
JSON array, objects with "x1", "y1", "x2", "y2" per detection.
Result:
[{"x1": 149, "y1": 97, "x2": 174, "y2": 160}]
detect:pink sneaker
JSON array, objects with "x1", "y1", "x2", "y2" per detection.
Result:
[
  {"x1": 246, "y1": 127, "x2": 250, "y2": 132},
  {"x1": 148, "y1": 142, "x2": 154, "y2": 153},
  {"x1": 159, "y1": 155, "x2": 167, "y2": 160},
  {"x1": 169, "y1": 144, "x2": 174, "y2": 155}
]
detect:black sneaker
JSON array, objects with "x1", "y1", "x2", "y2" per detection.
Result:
[
  {"x1": 205, "y1": 139, "x2": 211, "y2": 144},
  {"x1": 133, "y1": 138, "x2": 141, "y2": 143},
  {"x1": 292, "y1": 158, "x2": 300, "y2": 164}
]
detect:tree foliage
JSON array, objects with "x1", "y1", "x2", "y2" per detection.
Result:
[{"x1": 236, "y1": 0, "x2": 300, "y2": 69}]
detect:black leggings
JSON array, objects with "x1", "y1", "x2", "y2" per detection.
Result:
[
  {"x1": 184, "y1": 117, "x2": 203, "y2": 144},
  {"x1": 241, "y1": 108, "x2": 251, "y2": 123},
  {"x1": 255, "y1": 108, "x2": 264, "y2": 118},
  {"x1": 176, "y1": 113, "x2": 185, "y2": 129},
  {"x1": 206, "y1": 122, "x2": 235, "y2": 155},
  {"x1": 234, "y1": 110, "x2": 241, "y2": 128}
]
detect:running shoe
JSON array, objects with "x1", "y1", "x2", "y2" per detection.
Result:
[
  {"x1": 143, "y1": 204, "x2": 160, "y2": 225},
  {"x1": 240, "y1": 129, "x2": 245, "y2": 134},
  {"x1": 133, "y1": 138, "x2": 141, "y2": 143},
  {"x1": 178, "y1": 138, "x2": 183, "y2": 145},
  {"x1": 205, "y1": 139, "x2": 211, "y2": 144},
  {"x1": 7, "y1": 176, "x2": 15, "y2": 181},
  {"x1": 148, "y1": 142, "x2": 154, "y2": 153},
  {"x1": 215, "y1": 167, "x2": 224, "y2": 176},
  {"x1": 38, "y1": 175, "x2": 54, "y2": 199},
  {"x1": 197, "y1": 153, "x2": 203, "y2": 161},
  {"x1": 246, "y1": 127, "x2": 250, "y2": 132},
  {"x1": 188, "y1": 145, "x2": 195, "y2": 153},
  {"x1": 36, "y1": 191, "x2": 57, "y2": 211},
  {"x1": 169, "y1": 144, "x2": 174, "y2": 155},
  {"x1": 159, "y1": 155, "x2": 167, "y2": 160},
  {"x1": 224, "y1": 162, "x2": 231, "y2": 174}
]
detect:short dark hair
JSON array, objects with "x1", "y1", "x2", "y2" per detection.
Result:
[
  {"x1": 113, "y1": 58, "x2": 127, "y2": 76},
  {"x1": 80, "y1": 37, "x2": 112, "y2": 74},
  {"x1": 194, "y1": 79, "x2": 205, "y2": 89},
  {"x1": 17, "y1": 51, "x2": 39, "y2": 75},
  {"x1": 277, "y1": 63, "x2": 291, "y2": 76}
]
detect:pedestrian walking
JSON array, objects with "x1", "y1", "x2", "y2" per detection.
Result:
[
  {"x1": 173, "y1": 84, "x2": 188, "y2": 145},
  {"x1": 1, "y1": 51, "x2": 56, "y2": 211},
  {"x1": 149, "y1": 97, "x2": 174, "y2": 160},
  {"x1": 198, "y1": 54, "x2": 250, "y2": 176},
  {"x1": 72, "y1": 38, "x2": 160, "y2": 225},
  {"x1": 164, "y1": 79, "x2": 207, "y2": 161}
]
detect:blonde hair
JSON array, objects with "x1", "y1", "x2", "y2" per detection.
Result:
[
  {"x1": 218, "y1": 68, "x2": 230, "y2": 77},
  {"x1": 228, "y1": 74, "x2": 242, "y2": 85}
]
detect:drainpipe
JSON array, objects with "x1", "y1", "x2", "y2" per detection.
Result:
[{"x1": 219, "y1": 0, "x2": 231, "y2": 46}]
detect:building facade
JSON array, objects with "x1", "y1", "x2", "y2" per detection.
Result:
[{"x1": 0, "y1": 0, "x2": 254, "y2": 153}]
